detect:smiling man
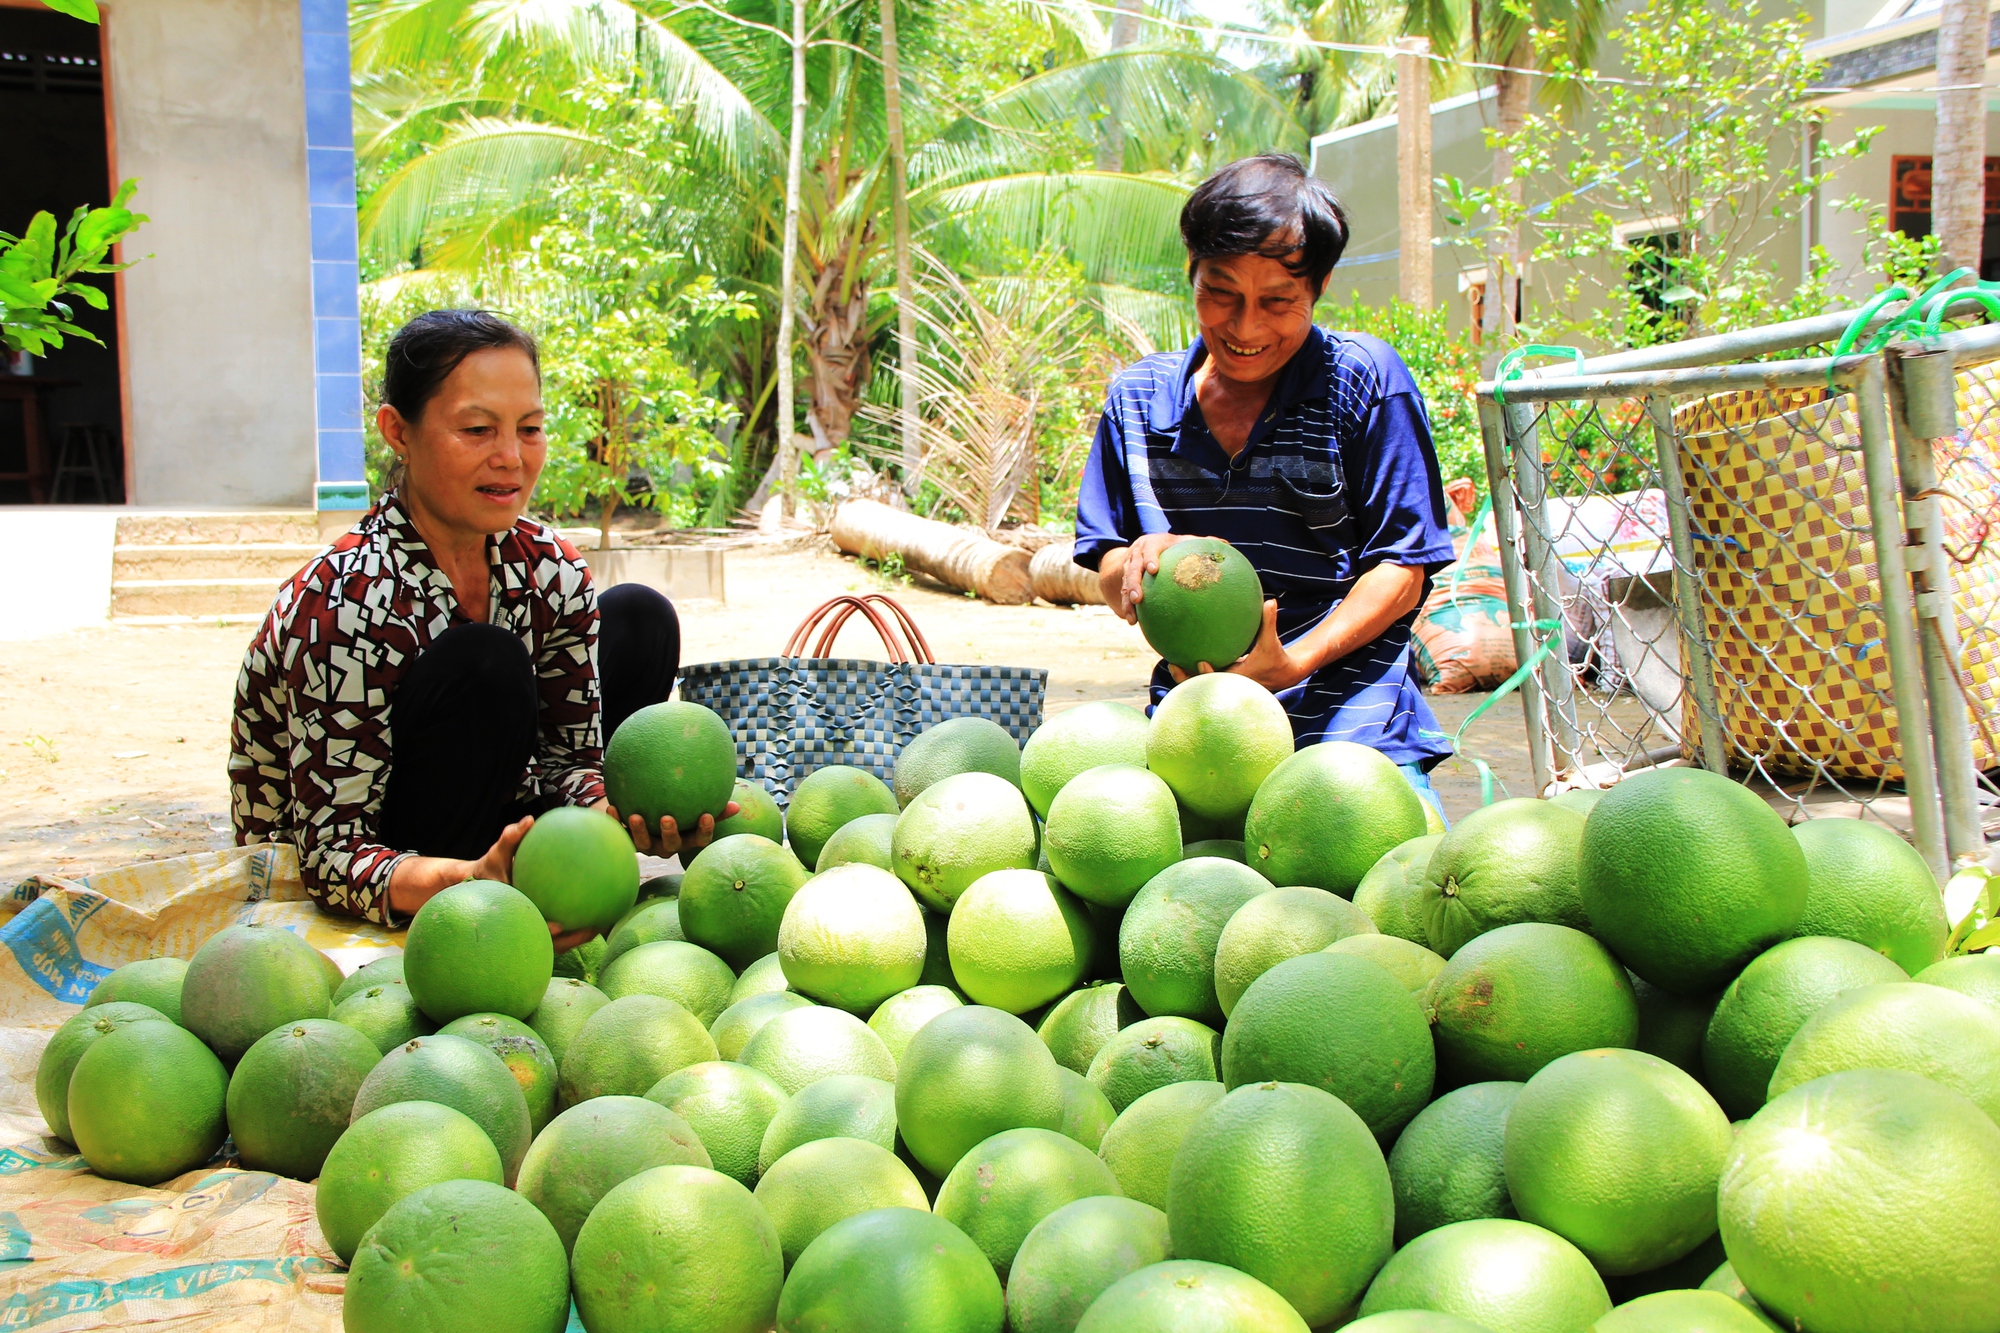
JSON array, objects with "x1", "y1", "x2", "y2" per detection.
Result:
[{"x1": 1074, "y1": 154, "x2": 1456, "y2": 820}]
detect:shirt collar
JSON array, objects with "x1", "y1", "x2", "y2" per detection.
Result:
[
  {"x1": 1143, "y1": 324, "x2": 1334, "y2": 435},
  {"x1": 372, "y1": 490, "x2": 502, "y2": 620}
]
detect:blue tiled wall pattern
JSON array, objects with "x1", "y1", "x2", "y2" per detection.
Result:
[{"x1": 301, "y1": 0, "x2": 368, "y2": 510}]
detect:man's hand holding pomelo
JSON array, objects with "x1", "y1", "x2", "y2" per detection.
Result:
[{"x1": 1103, "y1": 532, "x2": 1192, "y2": 622}]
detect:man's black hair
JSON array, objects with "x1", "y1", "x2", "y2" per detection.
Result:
[
  {"x1": 1180, "y1": 153, "x2": 1350, "y2": 290},
  {"x1": 381, "y1": 309, "x2": 540, "y2": 423}
]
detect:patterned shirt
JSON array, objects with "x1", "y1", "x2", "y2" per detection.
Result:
[
  {"x1": 1074, "y1": 325, "x2": 1457, "y2": 767},
  {"x1": 229, "y1": 494, "x2": 604, "y2": 925}
]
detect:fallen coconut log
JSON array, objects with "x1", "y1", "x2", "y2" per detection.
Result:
[
  {"x1": 1030, "y1": 539, "x2": 1107, "y2": 606},
  {"x1": 830, "y1": 499, "x2": 1035, "y2": 605}
]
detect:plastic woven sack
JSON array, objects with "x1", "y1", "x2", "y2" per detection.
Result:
[{"x1": 1414, "y1": 485, "x2": 1517, "y2": 693}]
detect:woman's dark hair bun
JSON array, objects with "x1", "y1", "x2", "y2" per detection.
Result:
[
  {"x1": 1180, "y1": 153, "x2": 1349, "y2": 289},
  {"x1": 381, "y1": 309, "x2": 540, "y2": 424}
]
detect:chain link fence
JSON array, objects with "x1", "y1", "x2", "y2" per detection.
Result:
[{"x1": 1468, "y1": 310, "x2": 2000, "y2": 881}]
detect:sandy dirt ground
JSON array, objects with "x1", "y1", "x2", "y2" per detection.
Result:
[{"x1": 0, "y1": 540, "x2": 1578, "y2": 886}]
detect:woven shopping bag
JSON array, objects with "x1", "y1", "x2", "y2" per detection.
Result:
[
  {"x1": 1671, "y1": 365, "x2": 2000, "y2": 780},
  {"x1": 677, "y1": 593, "x2": 1048, "y2": 808}
]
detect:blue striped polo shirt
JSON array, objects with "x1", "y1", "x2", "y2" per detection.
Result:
[{"x1": 1073, "y1": 325, "x2": 1456, "y2": 768}]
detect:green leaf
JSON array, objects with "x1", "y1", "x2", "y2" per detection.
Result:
[
  {"x1": 66, "y1": 280, "x2": 108, "y2": 310},
  {"x1": 37, "y1": 0, "x2": 99, "y2": 21}
]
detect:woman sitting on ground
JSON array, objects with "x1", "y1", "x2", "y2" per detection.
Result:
[{"x1": 228, "y1": 309, "x2": 725, "y2": 946}]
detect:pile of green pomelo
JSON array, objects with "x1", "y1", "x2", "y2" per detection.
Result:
[{"x1": 37, "y1": 553, "x2": 2000, "y2": 1333}]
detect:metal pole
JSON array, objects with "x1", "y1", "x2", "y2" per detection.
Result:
[
  {"x1": 1478, "y1": 398, "x2": 1556, "y2": 794},
  {"x1": 1645, "y1": 394, "x2": 1730, "y2": 774},
  {"x1": 1855, "y1": 357, "x2": 1950, "y2": 878},
  {"x1": 1504, "y1": 400, "x2": 1585, "y2": 778},
  {"x1": 1888, "y1": 346, "x2": 1984, "y2": 866}
]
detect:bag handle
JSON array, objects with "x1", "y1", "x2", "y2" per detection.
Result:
[
  {"x1": 821, "y1": 594, "x2": 935, "y2": 664},
  {"x1": 782, "y1": 594, "x2": 935, "y2": 664}
]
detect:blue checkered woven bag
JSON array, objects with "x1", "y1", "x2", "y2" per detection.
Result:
[{"x1": 677, "y1": 594, "x2": 1046, "y2": 808}]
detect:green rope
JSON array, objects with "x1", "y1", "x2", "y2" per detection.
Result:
[
  {"x1": 1451, "y1": 618, "x2": 1564, "y2": 806},
  {"x1": 1492, "y1": 345, "x2": 1587, "y2": 405}
]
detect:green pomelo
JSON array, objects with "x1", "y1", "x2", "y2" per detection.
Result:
[
  {"x1": 1630, "y1": 975, "x2": 1718, "y2": 1080},
  {"x1": 1591, "y1": 1290, "x2": 1778, "y2": 1333},
  {"x1": 524, "y1": 976, "x2": 609, "y2": 1065},
  {"x1": 66, "y1": 1020, "x2": 227, "y2": 1186},
  {"x1": 1388, "y1": 1080, "x2": 1522, "y2": 1246},
  {"x1": 739, "y1": 1003, "x2": 895, "y2": 1094},
  {"x1": 681, "y1": 834, "x2": 812, "y2": 969},
  {"x1": 341, "y1": 1178, "x2": 569, "y2": 1333},
  {"x1": 869, "y1": 985, "x2": 964, "y2": 1063},
  {"x1": 1221, "y1": 950, "x2": 1434, "y2": 1141},
  {"x1": 1136, "y1": 537, "x2": 1265, "y2": 672},
  {"x1": 226, "y1": 1018, "x2": 380, "y2": 1179},
  {"x1": 1021, "y1": 701, "x2": 1151, "y2": 820},
  {"x1": 896, "y1": 1005, "x2": 1065, "y2": 1178},
  {"x1": 552, "y1": 934, "x2": 607, "y2": 983},
  {"x1": 756, "y1": 1137, "x2": 928, "y2": 1268},
  {"x1": 788, "y1": 765, "x2": 901, "y2": 869},
  {"x1": 1145, "y1": 673, "x2": 1293, "y2": 823},
  {"x1": 602, "y1": 897, "x2": 684, "y2": 970},
  {"x1": 1043, "y1": 764, "x2": 1183, "y2": 909},
  {"x1": 729, "y1": 951, "x2": 791, "y2": 1003},
  {"x1": 36, "y1": 1002, "x2": 170, "y2": 1143},
  {"x1": 315, "y1": 1100, "x2": 504, "y2": 1264},
  {"x1": 1431, "y1": 923, "x2": 1640, "y2": 1085},
  {"x1": 351, "y1": 1033, "x2": 532, "y2": 1183},
  {"x1": 572, "y1": 1164, "x2": 783, "y2": 1333},
  {"x1": 180, "y1": 922, "x2": 333, "y2": 1064},
  {"x1": 775, "y1": 1206, "x2": 1004, "y2": 1333},
  {"x1": 514, "y1": 1094, "x2": 709, "y2": 1254},
  {"x1": 1579, "y1": 768, "x2": 1807, "y2": 993},
  {"x1": 711, "y1": 990, "x2": 814, "y2": 1062},
  {"x1": 1551, "y1": 788, "x2": 1606, "y2": 815},
  {"x1": 947, "y1": 870, "x2": 1093, "y2": 1013},
  {"x1": 332, "y1": 982, "x2": 436, "y2": 1056},
  {"x1": 1422, "y1": 800, "x2": 1448, "y2": 835},
  {"x1": 559, "y1": 993, "x2": 718, "y2": 1104},
  {"x1": 758, "y1": 1073, "x2": 897, "y2": 1175},
  {"x1": 714, "y1": 776, "x2": 785, "y2": 843},
  {"x1": 1420, "y1": 798, "x2": 1588, "y2": 957},
  {"x1": 1791, "y1": 817, "x2": 1948, "y2": 974},
  {"x1": 1006, "y1": 1195, "x2": 1171, "y2": 1333},
  {"x1": 598, "y1": 939, "x2": 736, "y2": 1025},
  {"x1": 1075, "y1": 1260, "x2": 1309, "y2": 1333},
  {"x1": 1214, "y1": 886, "x2": 1376, "y2": 1018},
  {"x1": 437, "y1": 1012, "x2": 558, "y2": 1135},
  {"x1": 1357, "y1": 1218, "x2": 1611, "y2": 1332},
  {"x1": 1917, "y1": 953, "x2": 2000, "y2": 1011},
  {"x1": 1169, "y1": 1081, "x2": 1394, "y2": 1326},
  {"x1": 1719, "y1": 1068, "x2": 2000, "y2": 1333},
  {"x1": 814, "y1": 811, "x2": 898, "y2": 873},
  {"x1": 403, "y1": 880, "x2": 553, "y2": 1025},
  {"x1": 1057, "y1": 1066, "x2": 1116, "y2": 1151},
  {"x1": 1504, "y1": 1049, "x2": 1732, "y2": 1275},
  {"x1": 1701, "y1": 935, "x2": 1908, "y2": 1119},
  {"x1": 892, "y1": 771, "x2": 1039, "y2": 913},
  {"x1": 1700, "y1": 1260, "x2": 1770, "y2": 1318},
  {"x1": 895, "y1": 716, "x2": 1023, "y2": 806},
  {"x1": 1177, "y1": 801, "x2": 1246, "y2": 843},
  {"x1": 1118, "y1": 857, "x2": 1272, "y2": 1024},
  {"x1": 1037, "y1": 981, "x2": 1143, "y2": 1074},
  {"x1": 779, "y1": 863, "x2": 927, "y2": 1012},
  {"x1": 85, "y1": 957, "x2": 187, "y2": 1024},
  {"x1": 1182, "y1": 838, "x2": 1246, "y2": 862},
  {"x1": 509, "y1": 805, "x2": 640, "y2": 935},
  {"x1": 1344, "y1": 1314, "x2": 1499, "y2": 1333},
  {"x1": 1768, "y1": 980, "x2": 2000, "y2": 1119},
  {"x1": 1325, "y1": 934, "x2": 1446, "y2": 997},
  {"x1": 603, "y1": 699, "x2": 739, "y2": 830},
  {"x1": 1246, "y1": 741, "x2": 1430, "y2": 895},
  {"x1": 936, "y1": 1126, "x2": 1123, "y2": 1278},
  {"x1": 331, "y1": 955, "x2": 404, "y2": 1007},
  {"x1": 1086, "y1": 1015, "x2": 1221, "y2": 1112},
  {"x1": 1095, "y1": 1080, "x2": 1223, "y2": 1210},
  {"x1": 645, "y1": 1059, "x2": 789, "y2": 1186},
  {"x1": 1354, "y1": 834, "x2": 1446, "y2": 944}
]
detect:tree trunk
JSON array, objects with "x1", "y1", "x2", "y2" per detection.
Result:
[
  {"x1": 769, "y1": 0, "x2": 808, "y2": 529},
  {"x1": 880, "y1": 0, "x2": 921, "y2": 497},
  {"x1": 805, "y1": 245, "x2": 872, "y2": 447},
  {"x1": 1030, "y1": 539, "x2": 1107, "y2": 605},
  {"x1": 830, "y1": 499, "x2": 1036, "y2": 603},
  {"x1": 1484, "y1": 33, "x2": 1531, "y2": 344},
  {"x1": 1094, "y1": 0, "x2": 1142, "y2": 173},
  {"x1": 1935, "y1": 0, "x2": 1989, "y2": 277}
]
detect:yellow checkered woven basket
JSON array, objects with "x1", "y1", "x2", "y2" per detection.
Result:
[{"x1": 1672, "y1": 366, "x2": 2000, "y2": 781}]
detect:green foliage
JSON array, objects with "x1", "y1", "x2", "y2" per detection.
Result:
[
  {"x1": 1317, "y1": 296, "x2": 1483, "y2": 492},
  {"x1": 36, "y1": 0, "x2": 98, "y2": 22},
  {"x1": 1, "y1": 180, "x2": 146, "y2": 355}
]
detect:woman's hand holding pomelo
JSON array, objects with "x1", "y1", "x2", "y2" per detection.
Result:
[
  {"x1": 601, "y1": 799, "x2": 741, "y2": 860},
  {"x1": 386, "y1": 815, "x2": 536, "y2": 920}
]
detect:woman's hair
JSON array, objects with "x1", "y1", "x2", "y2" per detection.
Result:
[
  {"x1": 1180, "y1": 154, "x2": 1350, "y2": 290},
  {"x1": 381, "y1": 309, "x2": 539, "y2": 424}
]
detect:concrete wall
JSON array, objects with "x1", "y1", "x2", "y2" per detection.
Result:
[
  {"x1": 1817, "y1": 103, "x2": 2000, "y2": 300},
  {"x1": 102, "y1": 0, "x2": 318, "y2": 508}
]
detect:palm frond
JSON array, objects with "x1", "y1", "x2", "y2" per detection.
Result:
[{"x1": 924, "y1": 171, "x2": 1190, "y2": 292}]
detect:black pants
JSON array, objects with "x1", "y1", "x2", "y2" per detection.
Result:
[{"x1": 378, "y1": 584, "x2": 680, "y2": 861}]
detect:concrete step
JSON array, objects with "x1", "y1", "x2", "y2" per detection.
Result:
[
  {"x1": 111, "y1": 577, "x2": 283, "y2": 619},
  {"x1": 115, "y1": 511, "x2": 322, "y2": 546},
  {"x1": 113, "y1": 543, "x2": 320, "y2": 582}
]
